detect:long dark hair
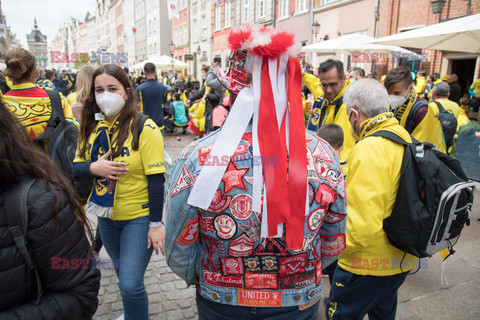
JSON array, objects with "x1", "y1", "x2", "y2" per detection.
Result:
[
  {"x1": 0, "y1": 101, "x2": 92, "y2": 241},
  {"x1": 79, "y1": 64, "x2": 140, "y2": 159}
]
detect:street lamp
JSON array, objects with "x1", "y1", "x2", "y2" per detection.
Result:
[
  {"x1": 169, "y1": 40, "x2": 175, "y2": 73},
  {"x1": 196, "y1": 45, "x2": 201, "y2": 80},
  {"x1": 312, "y1": 21, "x2": 321, "y2": 41},
  {"x1": 430, "y1": 0, "x2": 447, "y2": 14}
]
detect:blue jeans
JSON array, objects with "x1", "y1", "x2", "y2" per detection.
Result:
[
  {"x1": 98, "y1": 216, "x2": 153, "y2": 320},
  {"x1": 325, "y1": 266, "x2": 408, "y2": 320},
  {"x1": 196, "y1": 292, "x2": 319, "y2": 320}
]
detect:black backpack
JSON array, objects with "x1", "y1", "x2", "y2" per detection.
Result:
[
  {"x1": 2, "y1": 178, "x2": 43, "y2": 304},
  {"x1": 36, "y1": 90, "x2": 92, "y2": 202},
  {"x1": 433, "y1": 101, "x2": 458, "y2": 150},
  {"x1": 370, "y1": 130, "x2": 475, "y2": 258}
]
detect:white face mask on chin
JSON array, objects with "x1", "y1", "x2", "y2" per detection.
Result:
[
  {"x1": 388, "y1": 90, "x2": 410, "y2": 110},
  {"x1": 95, "y1": 91, "x2": 126, "y2": 116}
]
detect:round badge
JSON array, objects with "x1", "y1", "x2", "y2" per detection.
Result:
[
  {"x1": 308, "y1": 208, "x2": 325, "y2": 231},
  {"x1": 230, "y1": 194, "x2": 252, "y2": 220},
  {"x1": 214, "y1": 214, "x2": 237, "y2": 239}
]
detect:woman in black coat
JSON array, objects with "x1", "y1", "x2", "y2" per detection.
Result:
[{"x1": 0, "y1": 101, "x2": 101, "y2": 319}]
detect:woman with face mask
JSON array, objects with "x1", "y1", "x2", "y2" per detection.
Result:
[{"x1": 73, "y1": 64, "x2": 166, "y2": 320}]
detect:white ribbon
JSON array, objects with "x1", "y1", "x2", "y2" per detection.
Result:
[{"x1": 187, "y1": 86, "x2": 254, "y2": 209}]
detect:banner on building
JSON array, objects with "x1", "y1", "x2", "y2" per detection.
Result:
[{"x1": 168, "y1": 0, "x2": 179, "y2": 20}]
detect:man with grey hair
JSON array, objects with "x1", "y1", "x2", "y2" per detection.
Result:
[
  {"x1": 326, "y1": 79, "x2": 418, "y2": 320},
  {"x1": 431, "y1": 82, "x2": 460, "y2": 153}
]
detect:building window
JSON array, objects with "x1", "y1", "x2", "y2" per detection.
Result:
[
  {"x1": 225, "y1": 1, "x2": 231, "y2": 28},
  {"x1": 297, "y1": 0, "x2": 307, "y2": 12},
  {"x1": 155, "y1": 43, "x2": 157, "y2": 53},
  {"x1": 149, "y1": 20, "x2": 151, "y2": 34},
  {"x1": 193, "y1": 19, "x2": 198, "y2": 42},
  {"x1": 201, "y1": 15, "x2": 207, "y2": 40},
  {"x1": 243, "y1": 0, "x2": 250, "y2": 23},
  {"x1": 179, "y1": 28, "x2": 183, "y2": 46},
  {"x1": 154, "y1": 18, "x2": 157, "y2": 32},
  {"x1": 183, "y1": 24, "x2": 187, "y2": 45},
  {"x1": 258, "y1": 0, "x2": 266, "y2": 18},
  {"x1": 324, "y1": 0, "x2": 336, "y2": 4},
  {"x1": 215, "y1": 5, "x2": 221, "y2": 31},
  {"x1": 281, "y1": 0, "x2": 289, "y2": 18}
]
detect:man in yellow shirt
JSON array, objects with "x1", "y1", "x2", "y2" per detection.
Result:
[
  {"x1": 414, "y1": 70, "x2": 426, "y2": 96},
  {"x1": 430, "y1": 82, "x2": 461, "y2": 154},
  {"x1": 384, "y1": 67, "x2": 446, "y2": 153},
  {"x1": 303, "y1": 59, "x2": 355, "y2": 163},
  {"x1": 326, "y1": 79, "x2": 416, "y2": 320}
]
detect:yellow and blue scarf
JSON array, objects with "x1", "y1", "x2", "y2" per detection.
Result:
[{"x1": 85, "y1": 117, "x2": 121, "y2": 218}]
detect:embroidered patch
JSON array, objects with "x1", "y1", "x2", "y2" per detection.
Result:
[
  {"x1": 326, "y1": 169, "x2": 339, "y2": 187},
  {"x1": 278, "y1": 269, "x2": 315, "y2": 289},
  {"x1": 254, "y1": 239, "x2": 287, "y2": 256},
  {"x1": 245, "y1": 273, "x2": 278, "y2": 289},
  {"x1": 229, "y1": 233, "x2": 254, "y2": 256},
  {"x1": 289, "y1": 234, "x2": 316, "y2": 254},
  {"x1": 321, "y1": 234, "x2": 346, "y2": 257},
  {"x1": 200, "y1": 233, "x2": 223, "y2": 271},
  {"x1": 315, "y1": 160, "x2": 330, "y2": 179},
  {"x1": 324, "y1": 210, "x2": 346, "y2": 224},
  {"x1": 214, "y1": 214, "x2": 237, "y2": 239},
  {"x1": 207, "y1": 189, "x2": 232, "y2": 214},
  {"x1": 279, "y1": 254, "x2": 307, "y2": 277},
  {"x1": 316, "y1": 260, "x2": 322, "y2": 284},
  {"x1": 312, "y1": 140, "x2": 333, "y2": 163},
  {"x1": 307, "y1": 147, "x2": 320, "y2": 181},
  {"x1": 315, "y1": 183, "x2": 338, "y2": 208},
  {"x1": 241, "y1": 132, "x2": 253, "y2": 146},
  {"x1": 179, "y1": 140, "x2": 198, "y2": 159},
  {"x1": 261, "y1": 256, "x2": 278, "y2": 271},
  {"x1": 221, "y1": 257, "x2": 244, "y2": 275},
  {"x1": 170, "y1": 164, "x2": 194, "y2": 197},
  {"x1": 199, "y1": 210, "x2": 216, "y2": 233},
  {"x1": 238, "y1": 219, "x2": 261, "y2": 242},
  {"x1": 244, "y1": 256, "x2": 261, "y2": 272},
  {"x1": 176, "y1": 217, "x2": 198, "y2": 246},
  {"x1": 238, "y1": 290, "x2": 282, "y2": 307},
  {"x1": 222, "y1": 162, "x2": 249, "y2": 194},
  {"x1": 337, "y1": 173, "x2": 346, "y2": 199},
  {"x1": 308, "y1": 208, "x2": 325, "y2": 232},
  {"x1": 243, "y1": 175, "x2": 254, "y2": 185},
  {"x1": 308, "y1": 183, "x2": 315, "y2": 206},
  {"x1": 230, "y1": 194, "x2": 252, "y2": 220},
  {"x1": 203, "y1": 270, "x2": 243, "y2": 288}
]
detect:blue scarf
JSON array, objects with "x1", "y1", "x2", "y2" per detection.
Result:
[{"x1": 85, "y1": 117, "x2": 121, "y2": 218}]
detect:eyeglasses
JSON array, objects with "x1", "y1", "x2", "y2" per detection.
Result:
[{"x1": 321, "y1": 82, "x2": 340, "y2": 89}]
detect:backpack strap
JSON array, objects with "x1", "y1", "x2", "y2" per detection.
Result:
[
  {"x1": 433, "y1": 100, "x2": 454, "y2": 115},
  {"x1": 406, "y1": 99, "x2": 427, "y2": 134},
  {"x1": 4, "y1": 178, "x2": 43, "y2": 304},
  {"x1": 369, "y1": 130, "x2": 409, "y2": 146},
  {"x1": 137, "y1": 113, "x2": 149, "y2": 139},
  {"x1": 45, "y1": 89, "x2": 65, "y2": 121}
]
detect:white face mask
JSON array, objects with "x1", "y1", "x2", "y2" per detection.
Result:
[
  {"x1": 95, "y1": 91, "x2": 126, "y2": 116},
  {"x1": 388, "y1": 90, "x2": 410, "y2": 110}
]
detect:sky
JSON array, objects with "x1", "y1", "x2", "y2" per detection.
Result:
[{"x1": 3, "y1": 0, "x2": 97, "y2": 47}]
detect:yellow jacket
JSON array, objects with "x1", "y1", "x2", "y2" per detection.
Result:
[
  {"x1": 395, "y1": 92, "x2": 446, "y2": 153},
  {"x1": 339, "y1": 113, "x2": 419, "y2": 276},
  {"x1": 414, "y1": 76, "x2": 426, "y2": 95},
  {"x1": 304, "y1": 79, "x2": 355, "y2": 163},
  {"x1": 188, "y1": 100, "x2": 205, "y2": 132}
]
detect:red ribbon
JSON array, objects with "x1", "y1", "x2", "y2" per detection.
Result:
[
  {"x1": 258, "y1": 58, "x2": 290, "y2": 237},
  {"x1": 285, "y1": 58, "x2": 308, "y2": 249},
  {"x1": 257, "y1": 57, "x2": 307, "y2": 250}
]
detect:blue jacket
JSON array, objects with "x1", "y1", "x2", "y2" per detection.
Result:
[
  {"x1": 136, "y1": 79, "x2": 167, "y2": 129},
  {"x1": 172, "y1": 100, "x2": 188, "y2": 126},
  {"x1": 165, "y1": 126, "x2": 347, "y2": 308}
]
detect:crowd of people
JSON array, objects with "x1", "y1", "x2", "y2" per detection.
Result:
[{"x1": 0, "y1": 23, "x2": 479, "y2": 320}]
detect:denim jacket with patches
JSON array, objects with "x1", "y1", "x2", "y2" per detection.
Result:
[{"x1": 165, "y1": 127, "x2": 347, "y2": 308}]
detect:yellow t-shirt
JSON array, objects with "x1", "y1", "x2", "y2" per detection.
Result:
[{"x1": 74, "y1": 117, "x2": 165, "y2": 220}]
